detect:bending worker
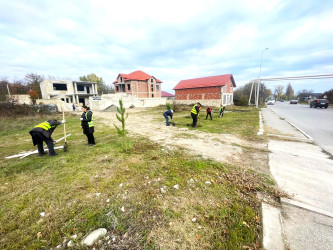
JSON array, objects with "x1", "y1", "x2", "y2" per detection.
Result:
[
  {"x1": 163, "y1": 109, "x2": 174, "y2": 126},
  {"x1": 81, "y1": 105, "x2": 95, "y2": 146},
  {"x1": 205, "y1": 106, "x2": 212, "y2": 120},
  {"x1": 29, "y1": 119, "x2": 65, "y2": 156},
  {"x1": 219, "y1": 105, "x2": 225, "y2": 118},
  {"x1": 191, "y1": 102, "x2": 201, "y2": 127}
]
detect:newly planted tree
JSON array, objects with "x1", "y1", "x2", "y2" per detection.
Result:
[{"x1": 114, "y1": 99, "x2": 128, "y2": 137}]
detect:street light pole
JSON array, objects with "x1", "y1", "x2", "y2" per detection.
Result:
[{"x1": 256, "y1": 48, "x2": 269, "y2": 108}]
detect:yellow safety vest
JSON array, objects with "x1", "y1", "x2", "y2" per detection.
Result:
[
  {"x1": 219, "y1": 106, "x2": 224, "y2": 112},
  {"x1": 191, "y1": 104, "x2": 198, "y2": 115},
  {"x1": 35, "y1": 121, "x2": 54, "y2": 130},
  {"x1": 85, "y1": 111, "x2": 94, "y2": 127}
]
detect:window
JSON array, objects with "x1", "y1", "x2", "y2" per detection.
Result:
[
  {"x1": 120, "y1": 76, "x2": 123, "y2": 82},
  {"x1": 86, "y1": 87, "x2": 90, "y2": 94},
  {"x1": 151, "y1": 84, "x2": 154, "y2": 92},
  {"x1": 156, "y1": 85, "x2": 159, "y2": 91},
  {"x1": 53, "y1": 83, "x2": 67, "y2": 90},
  {"x1": 77, "y1": 85, "x2": 84, "y2": 91},
  {"x1": 151, "y1": 78, "x2": 153, "y2": 83},
  {"x1": 127, "y1": 84, "x2": 131, "y2": 91},
  {"x1": 116, "y1": 86, "x2": 119, "y2": 92}
]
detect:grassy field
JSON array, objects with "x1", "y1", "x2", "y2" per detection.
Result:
[
  {"x1": 0, "y1": 111, "x2": 275, "y2": 249},
  {"x1": 152, "y1": 105, "x2": 260, "y2": 140}
]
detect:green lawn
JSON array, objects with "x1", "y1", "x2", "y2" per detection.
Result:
[
  {"x1": 0, "y1": 111, "x2": 275, "y2": 249},
  {"x1": 154, "y1": 105, "x2": 260, "y2": 139}
]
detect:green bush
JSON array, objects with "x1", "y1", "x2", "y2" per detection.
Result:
[{"x1": 233, "y1": 95, "x2": 248, "y2": 106}]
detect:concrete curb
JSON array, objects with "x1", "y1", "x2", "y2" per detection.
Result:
[
  {"x1": 261, "y1": 202, "x2": 286, "y2": 250},
  {"x1": 257, "y1": 111, "x2": 264, "y2": 135}
]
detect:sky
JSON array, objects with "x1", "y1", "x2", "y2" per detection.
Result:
[{"x1": 1, "y1": 0, "x2": 333, "y2": 95}]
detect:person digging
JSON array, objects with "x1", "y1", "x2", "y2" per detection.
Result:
[
  {"x1": 191, "y1": 102, "x2": 201, "y2": 127},
  {"x1": 29, "y1": 119, "x2": 65, "y2": 157},
  {"x1": 163, "y1": 109, "x2": 174, "y2": 126}
]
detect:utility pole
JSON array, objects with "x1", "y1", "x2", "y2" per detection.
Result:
[
  {"x1": 6, "y1": 84, "x2": 11, "y2": 97},
  {"x1": 256, "y1": 48, "x2": 269, "y2": 108}
]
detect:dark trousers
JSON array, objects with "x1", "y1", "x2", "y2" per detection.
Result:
[
  {"x1": 163, "y1": 113, "x2": 170, "y2": 126},
  {"x1": 219, "y1": 111, "x2": 224, "y2": 117},
  {"x1": 30, "y1": 131, "x2": 56, "y2": 156},
  {"x1": 86, "y1": 132, "x2": 95, "y2": 145},
  {"x1": 205, "y1": 112, "x2": 212, "y2": 120},
  {"x1": 191, "y1": 113, "x2": 198, "y2": 127}
]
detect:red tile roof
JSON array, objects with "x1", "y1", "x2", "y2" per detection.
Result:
[
  {"x1": 173, "y1": 74, "x2": 236, "y2": 90},
  {"x1": 113, "y1": 70, "x2": 162, "y2": 84},
  {"x1": 161, "y1": 91, "x2": 175, "y2": 97}
]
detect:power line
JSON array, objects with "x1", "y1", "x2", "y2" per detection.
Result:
[{"x1": 259, "y1": 74, "x2": 333, "y2": 81}]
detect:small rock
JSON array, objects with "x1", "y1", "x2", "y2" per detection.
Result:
[
  {"x1": 112, "y1": 237, "x2": 116, "y2": 242},
  {"x1": 189, "y1": 179, "x2": 194, "y2": 182},
  {"x1": 67, "y1": 240, "x2": 74, "y2": 247},
  {"x1": 71, "y1": 234, "x2": 77, "y2": 239},
  {"x1": 81, "y1": 228, "x2": 107, "y2": 247},
  {"x1": 56, "y1": 244, "x2": 62, "y2": 249},
  {"x1": 105, "y1": 155, "x2": 107, "y2": 158},
  {"x1": 95, "y1": 175, "x2": 98, "y2": 178},
  {"x1": 192, "y1": 217, "x2": 197, "y2": 222},
  {"x1": 4, "y1": 183, "x2": 8, "y2": 185},
  {"x1": 157, "y1": 178, "x2": 161, "y2": 181},
  {"x1": 96, "y1": 193, "x2": 101, "y2": 196},
  {"x1": 205, "y1": 181, "x2": 212, "y2": 185},
  {"x1": 106, "y1": 199, "x2": 110, "y2": 203},
  {"x1": 148, "y1": 181, "x2": 151, "y2": 184},
  {"x1": 173, "y1": 184, "x2": 179, "y2": 189},
  {"x1": 105, "y1": 236, "x2": 110, "y2": 240},
  {"x1": 98, "y1": 240, "x2": 103, "y2": 245},
  {"x1": 160, "y1": 187, "x2": 167, "y2": 193},
  {"x1": 108, "y1": 240, "x2": 111, "y2": 244},
  {"x1": 119, "y1": 183, "x2": 123, "y2": 187},
  {"x1": 121, "y1": 207, "x2": 125, "y2": 212},
  {"x1": 145, "y1": 176, "x2": 149, "y2": 179},
  {"x1": 40, "y1": 212, "x2": 45, "y2": 217},
  {"x1": 123, "y1": 232, "x2": 129, "y2": 239}
]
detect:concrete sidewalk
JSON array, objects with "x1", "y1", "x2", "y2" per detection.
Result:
[{"x1": 261, "y1": 108, "x2": 333, "y2": 250}]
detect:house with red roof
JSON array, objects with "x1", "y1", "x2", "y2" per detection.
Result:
[
  {"x1": 173, "y1": 74, "x2": 236, "y2": 106},
  {"x1": 161, "y1": 91, "x2": 175, "y2": 99},
  {"x1": 113, "y1": 70, "x2": 162, "y2": 98}
]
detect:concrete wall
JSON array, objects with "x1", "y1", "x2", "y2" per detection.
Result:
[
  {"x1": 173, "y1": 99, "x2": 223, "y2": 107},
  {"x1": 10, "y1": 94, "x2": 32, "y2": 105},
  {"x1": 36, "y1": 99, "x2": 73, "y2": 111},
  {"x1": 89, "y1": 93, "x2": 166, "y2": 110}
]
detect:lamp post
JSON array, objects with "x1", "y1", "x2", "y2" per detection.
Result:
[{"x1": 256, "y1": 48, "x2": 269, "y2": 108}]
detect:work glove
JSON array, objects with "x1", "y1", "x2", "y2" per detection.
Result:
[
  {"x1": 61, "y1": 120, "x2": 66, "y2": 124},
  {"x1": 80, "y1": 118, "x2": 83, "y2": 121}
]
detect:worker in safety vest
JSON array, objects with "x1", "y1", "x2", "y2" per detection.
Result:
[
  {"x1": 205, "y1": 106, "x2": 212, "y2": 120},
  {"x1": 219, "y1": 105, "x2": 225, "y2": 117},
  {"x1": 80, "y1": 105, "x2": 95, "y2": 145},
  {"x1": 191, "y1": 102, "x2": 201, "y2": 127},
  {"x1": 29, "y1": 119, "x2": 65, "y2": 156}
]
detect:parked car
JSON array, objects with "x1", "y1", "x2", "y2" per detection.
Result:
[
  {"x1": 310, "y1": 99, "x2": 329, "y2": 109},
  {"x1": 290, "y1": 100, "x2": 298, "y2": 104},
  {"x1": 266, "y1": 100, "x2": 275, "y2": 105}
]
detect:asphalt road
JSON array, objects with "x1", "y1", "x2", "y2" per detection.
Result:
[{"x1": 269, "y1": 101, "x2": 333, "y2": 156}]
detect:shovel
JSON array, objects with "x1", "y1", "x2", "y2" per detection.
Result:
[{"x1": 62, "y1": 104, "x2": 68, "y2": 152}]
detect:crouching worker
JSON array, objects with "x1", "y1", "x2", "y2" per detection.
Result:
[
  {"x1": 219, "y1": 105, "x2": 225, "y2": 117},
  {"x1": 81, "y1": 105, "x2": 95, "y2": 145},
  {"x1": 163, "y1": 109, "x2": 174, "y2": 126},
  {"x1": 29, "y1": 119, "x2": 65, "y2": 156}
]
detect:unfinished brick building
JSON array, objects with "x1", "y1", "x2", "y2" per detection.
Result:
[
  {"x1": 173, "y1": 74, "x2": 236, "y2": 106},
  {"x1": 113, "y1": 70, "x2": 162, "y2": 98}
]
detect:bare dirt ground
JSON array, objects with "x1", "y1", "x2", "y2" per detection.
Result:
[{"x1": 94, "y1": 108, "x2": 269, "y2": 174}]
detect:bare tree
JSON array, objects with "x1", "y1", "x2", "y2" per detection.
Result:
[
  {"x1": 285, "y1": 83, "x2": 294, "y2": 100},
  {"x1": 274, "y1": 85, "x2": 284, "y2": 100},
  {"x1": 24, "y1": 73, "x2": 44, "y2": 97}
]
